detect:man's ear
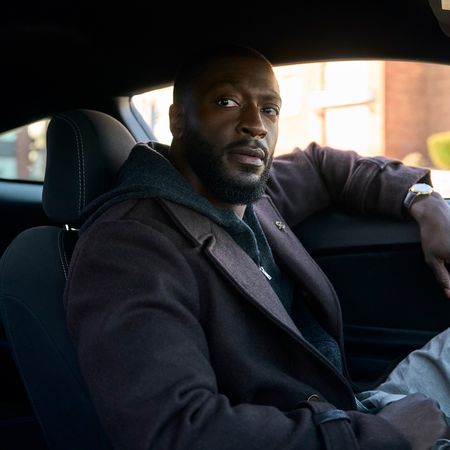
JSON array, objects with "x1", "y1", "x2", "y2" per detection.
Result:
[{"x1": 169, "y1": 103, "x2": 184, "y2": 139}]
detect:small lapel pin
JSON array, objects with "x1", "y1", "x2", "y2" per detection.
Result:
[{"x1": 275, "y1": 220, "x2": 286, "y2": 232}]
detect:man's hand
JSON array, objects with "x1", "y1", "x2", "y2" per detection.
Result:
[
  {"x1": 410, "y1": 193, "x2": 450, "y2": 298},
  {"x1": 377, "y1": 393, "x2": 449, "y2": 450}
]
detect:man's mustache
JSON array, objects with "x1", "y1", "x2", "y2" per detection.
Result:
[{"x1": 224, "y1": 140, "x2": 269, "y2": 160}]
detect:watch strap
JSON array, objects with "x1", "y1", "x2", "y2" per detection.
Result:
[{"x1": 403, "y1": 190, "x2": 420, "y2": 211}]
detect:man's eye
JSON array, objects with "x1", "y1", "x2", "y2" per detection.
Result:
[
  {"x1": 263, "y1": 107, "x2": 280, "y2": 116},
  {"x1": 217, "y1": 98, "x2": 239, "y2": 107}
]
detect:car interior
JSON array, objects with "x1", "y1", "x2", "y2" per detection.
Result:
[{"x1": 1, "y1": 1, "x2": 450, "y2": 449}]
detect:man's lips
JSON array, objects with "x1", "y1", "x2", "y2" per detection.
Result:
[{"x1": 227, "y1": 146, "x2": 266, "y2": 167}]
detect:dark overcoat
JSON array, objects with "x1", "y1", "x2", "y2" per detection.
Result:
[{"x1": 65, "y1": 143, "x2": 430, "y2": 449}]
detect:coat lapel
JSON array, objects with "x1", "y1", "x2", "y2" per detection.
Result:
[
  {"x1": 254, "y1": 195, "x2": 343, "y2": 339},
  {"x1": 160, "y1": 199, "x2": 303, "y2": 341}
]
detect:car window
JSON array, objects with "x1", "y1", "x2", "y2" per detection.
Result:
[
  {"x1": 0, "y1": 119, "x2": 48, "y2": 182},
  {"x1": 131, "y1": 60, "x2": 450, "y2": 198}
]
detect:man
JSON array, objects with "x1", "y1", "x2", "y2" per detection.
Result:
[{"x1": 65, "y1": 44, "x2": 450, "y2": 449}]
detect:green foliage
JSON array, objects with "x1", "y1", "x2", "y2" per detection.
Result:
[{"x1": 427, "y1": 132, "x2": 450, "y2": 169}]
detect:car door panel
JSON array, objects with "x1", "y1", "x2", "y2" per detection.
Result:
[{"x1": 293, "y1": 206, "x2": 450, "y2": 387}]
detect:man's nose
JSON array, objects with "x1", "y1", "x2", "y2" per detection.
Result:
[{"x1": 237, "y1": 106, "x2": 267, "y2": 139}]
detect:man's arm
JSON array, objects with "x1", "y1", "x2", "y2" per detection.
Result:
[
  {"x1": 409, "y1": 192, "x2": 450, "y2": 298},
  {"x1": 64, "y1": 205, "x2": 410, "y2": 450},
  {"x1": 267, "y1": 142, "x2": 431, "y2": 226},
  {"x1": 267, "y1": 142, "x2": 450, "y2": 298}
]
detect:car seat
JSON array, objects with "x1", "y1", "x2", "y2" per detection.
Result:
[{"x1": 0, "y1": 109, "x2": 137, "y2": 450}]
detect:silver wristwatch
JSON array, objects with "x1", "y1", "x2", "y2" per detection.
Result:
[{"x1": 403, "y1": 183, "x2": 434, "y2": 211}]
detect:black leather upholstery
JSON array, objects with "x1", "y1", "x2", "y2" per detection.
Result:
[
  {"x1": 43, "y1": 109, "x2": 136, "y2": 225},
  {"x1": 0, "y1": 109, "x2": 137, "y2": 449},
  {"x1": 429, "y1": 0, "x2": 450, "y2": 38}
]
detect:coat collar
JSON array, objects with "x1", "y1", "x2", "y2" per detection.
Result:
[{"x1": 159, "y1": 196, "x2": 342, "y2": 341}]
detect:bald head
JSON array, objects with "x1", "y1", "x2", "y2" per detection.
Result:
[{"x1": 173, "y1": 44, "x2": 273, "y2": 106}]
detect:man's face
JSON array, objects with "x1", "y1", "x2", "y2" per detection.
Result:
[{"x1": 179, "y1": 56, "x2": 281, "y2": 205}]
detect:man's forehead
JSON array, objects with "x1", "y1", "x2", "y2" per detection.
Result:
[{"x1": 198, "y1": 56, "x2": 280, "y2": 99}]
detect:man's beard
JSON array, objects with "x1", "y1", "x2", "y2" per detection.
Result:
[{"x1": 183, "y1": 128, "x2": 272, "y2": 205}]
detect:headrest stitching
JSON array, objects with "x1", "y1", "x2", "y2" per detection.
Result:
[
  {"x1": 61, "y1": 232, "x2": 71, "y2": 279},
  {"x1": 57, "y1": 230, "x2": 68, "y2": 281},
  {"x1": 69, "y1": 117, "x2": 87, "y2": 210},
  {"x1": 55, "y1": 114, "x2": 86, "y2": 215}
]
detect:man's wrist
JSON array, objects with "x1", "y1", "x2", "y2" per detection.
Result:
[
  {"x1": 403, "y1": 183, "x2": 434, "y2": 213},
  {"x1": 409, "y1": 191, "x2": 445, "y2": 222}
]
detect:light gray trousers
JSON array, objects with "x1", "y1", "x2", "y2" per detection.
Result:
[
  {"x1": 356, "y1": 327, "x2": 450, "y2": 420},
  {"x1": 355, "y1": 328, "x2": 450, "y2": 448}
]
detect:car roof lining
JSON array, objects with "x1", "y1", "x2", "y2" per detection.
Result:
[{"x1": 1, "y1": 0, "x2": 449, "y2": 132}]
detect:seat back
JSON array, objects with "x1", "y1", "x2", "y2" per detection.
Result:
[{"x1": 0, "y1": 109, "x2": 137, "y2": 449}]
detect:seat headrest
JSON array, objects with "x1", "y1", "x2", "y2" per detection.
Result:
[
  {"x1": 429, "y1": 0, "x2": 450, "y2": 37},
  {"x1": 43, "y1": 109, "x2": 137, "y2": 225}
]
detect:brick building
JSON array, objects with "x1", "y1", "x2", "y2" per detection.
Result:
[
  {"x1": 385, "y1": 61, "x2": 450, "y2": 162},
  {"x1": 274, "y1": 60, "x2": 450, "y2": 166}
]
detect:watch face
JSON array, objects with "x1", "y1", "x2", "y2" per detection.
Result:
[{"x1": 411, "y1": 183, "x2": 434, "y2": 194}]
